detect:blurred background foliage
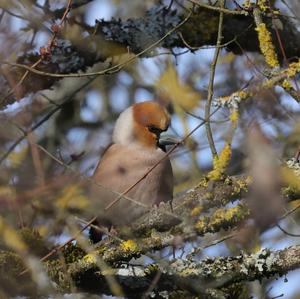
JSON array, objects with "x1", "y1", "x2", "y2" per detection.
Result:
[{"x1": 0, "y1": 0, "x2": 300, "y2": 298}]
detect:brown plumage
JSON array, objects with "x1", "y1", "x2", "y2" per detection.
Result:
[{"x1": 89, "y1": 101, "x2": 173, "y2": 240}]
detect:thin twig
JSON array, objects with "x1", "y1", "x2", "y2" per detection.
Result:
[
  {"x1": 27, "y1": 132, "x2": 45, "y2": 186},
  {"x1": 187, "y1": 0, "x2": 248, "y2": 15},
  {"x1": 0, "y1": 9, "x2": 5, "y2": 23},
  {"x1": 187, "y1": 232, "x2": 236, "y2": 258},
  {"x1": 2, "y1": 0, "x2": 73, "y2": 102},
  {"x1": 142, "y1": 271, "x2": 162, "y2": 299},
  {"x1": 178, "y1": 31, "x2": 237, "y2": 51},
  {"x1": 278, "y1": 201, "x2": 300, "y2": 221},
  {"x1": 0, "y1": 77, "x2": 96, "y2": 166},
  {"x1": 204, "y1": 0, "x2": 225, "y2": 158},
  {"x1": 276, "y1": 223, "x2": 300, "y2": 237}
]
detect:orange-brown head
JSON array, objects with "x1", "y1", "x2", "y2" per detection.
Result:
[{"x1": 113, "y1": 101, "x2": 171, "y2": 148}]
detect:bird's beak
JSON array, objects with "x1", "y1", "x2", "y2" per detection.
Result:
[{"x1": 158, "y1": 132, "x2": 181, "y2": 147}]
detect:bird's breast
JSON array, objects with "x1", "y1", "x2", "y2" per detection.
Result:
[{"x1": 90, "y1": 143, "x2": 173, "y2": 226}]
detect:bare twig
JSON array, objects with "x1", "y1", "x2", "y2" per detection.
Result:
[
  {"x1": 0, "y1": 77, "x2": 96, "y2": 166},
  {"x1": 278, "y1": 201, "x2": 300, "y2": 221},
  {"x1": 187, "y1": 232, "x2": 237, "y2": 258},
  {"x1": 204, "y1": 0, "x2": 225, "y2": 158},
  {"x1": 2, "y1": 0, "x2": 72, "y2": 102},
  {"x1": 276, "y1": 223, "x2": 300, "y2": 237},
  {"x1": 186, "y1": 0, "x2": 248, "y2": 15}
]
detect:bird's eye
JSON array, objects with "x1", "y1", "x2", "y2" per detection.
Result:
[{"x1": 147, "y1": 125, "x2": 162, "y2": 135}]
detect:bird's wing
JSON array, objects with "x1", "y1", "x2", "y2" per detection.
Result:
[
  {"x1": 155, "y1": 157, "x2": 173, "y2": 205},
  {"x1": 90, "y1": 144, "x2": 173, "y2": 225}
]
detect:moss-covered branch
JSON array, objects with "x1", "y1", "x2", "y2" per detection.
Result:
[
  {"x1": 1, "y1": 173, "x2": 300, "y2": 297},
  {"x1": 46, "y1": 245, "x2": 300, "y2": 298}
]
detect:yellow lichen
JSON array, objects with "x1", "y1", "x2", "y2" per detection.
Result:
[
  {"x1": 281, "y1": 79, "x2": 293, "y2": 90},
  {"x1": 208, "y1": 143, "x2": 232, "y2": 181},
  {"x1": 238, "y1": 90, "x2": 248, "y2": 99},
  {"x1": 197, "y1": 177, "x2": 209, "y2": 188},
  {"x1": 195, "y1": 218, "x2": 208, "y2": 232},
  {"x1": 194, "y1": 205, "x2": 250, "y2": 233},
  {"x1": 145, "y1": 264, "x2": 159, "y2": 276},
  {"x1": 229, "y1": 109, "x2": 239, "y2": 127},
  {"x1": 257, "y1": 0, "x2": 268, "y2": 11},
  {"x1": 243, "y1": 0, "x2": 251, "y2": 9},
  {"x1": 256, "y1": 23, "x2": 279, "y2": 68},
  {"x1": 209, "y1": 205, "x2": 249, "y2": 227},
  {"x1": 190, "y1": 206, "x2": 203, "y2": 217},
  {"x1": 265, "y1": 61, "x2": 300, "y2": 87},
  {"x1": 210, "y1": 207, "x2": 237, "y2": 226},
  {"x1": 83, "y1": 252, "x2": 97, "y2": 264},
  {"x1": 286, "y1": 60, "x2": 300, "y2": 77},
  {"x1": 233, "y1": 178, "x2": 249, "y2": 194},
  {"x1": 120, "y1": 239, "x2": 139, "y2": 252}
]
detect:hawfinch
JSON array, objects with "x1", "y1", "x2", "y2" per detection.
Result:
[{"x1": 89, "y1": 101, "x2": 174, "y2": 240}]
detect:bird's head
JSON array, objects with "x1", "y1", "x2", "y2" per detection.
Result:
[{"x1": 113, "y1": 101, "x2": 173, "y2": 149}]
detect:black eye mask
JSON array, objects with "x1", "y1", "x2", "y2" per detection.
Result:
[{"x1": 147, "y1": 125, "x2": 164, "y2": 136}]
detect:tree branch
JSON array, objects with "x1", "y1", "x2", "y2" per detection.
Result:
[
  {"x1": 46, "y1": 245, "x2": 300, "y2": 297},
  {"x1": 1, "y1": 3, "x2": 299, "y2": 108}
]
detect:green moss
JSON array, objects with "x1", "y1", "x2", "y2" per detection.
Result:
[
  {"x1": 46, "y1": 259, "x2": 72, "y2": 291},
  {"x1": 0, "y1": 250, "x2": 24, "y2": 276},
  {"x1": 63, "y1": 243, "x2": 86, "y2": 264},
  {"x1": 0, "y1": 250, "x2": 36, "y2": 297},
  {"x1": 18, "y1": 227, "x2": 48, "y2": 257}
]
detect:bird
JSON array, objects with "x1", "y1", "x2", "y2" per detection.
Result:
[{"x1": 89, "y1": 101, "x2": 175, "y2": 242}]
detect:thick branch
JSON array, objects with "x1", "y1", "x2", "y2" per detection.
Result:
[
  {"x1": 48, "y1": 245, "x2": 300, "y2": 297},
  {"x1": 1, "y1": 4, "x2": 299, "y2": 108}
]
